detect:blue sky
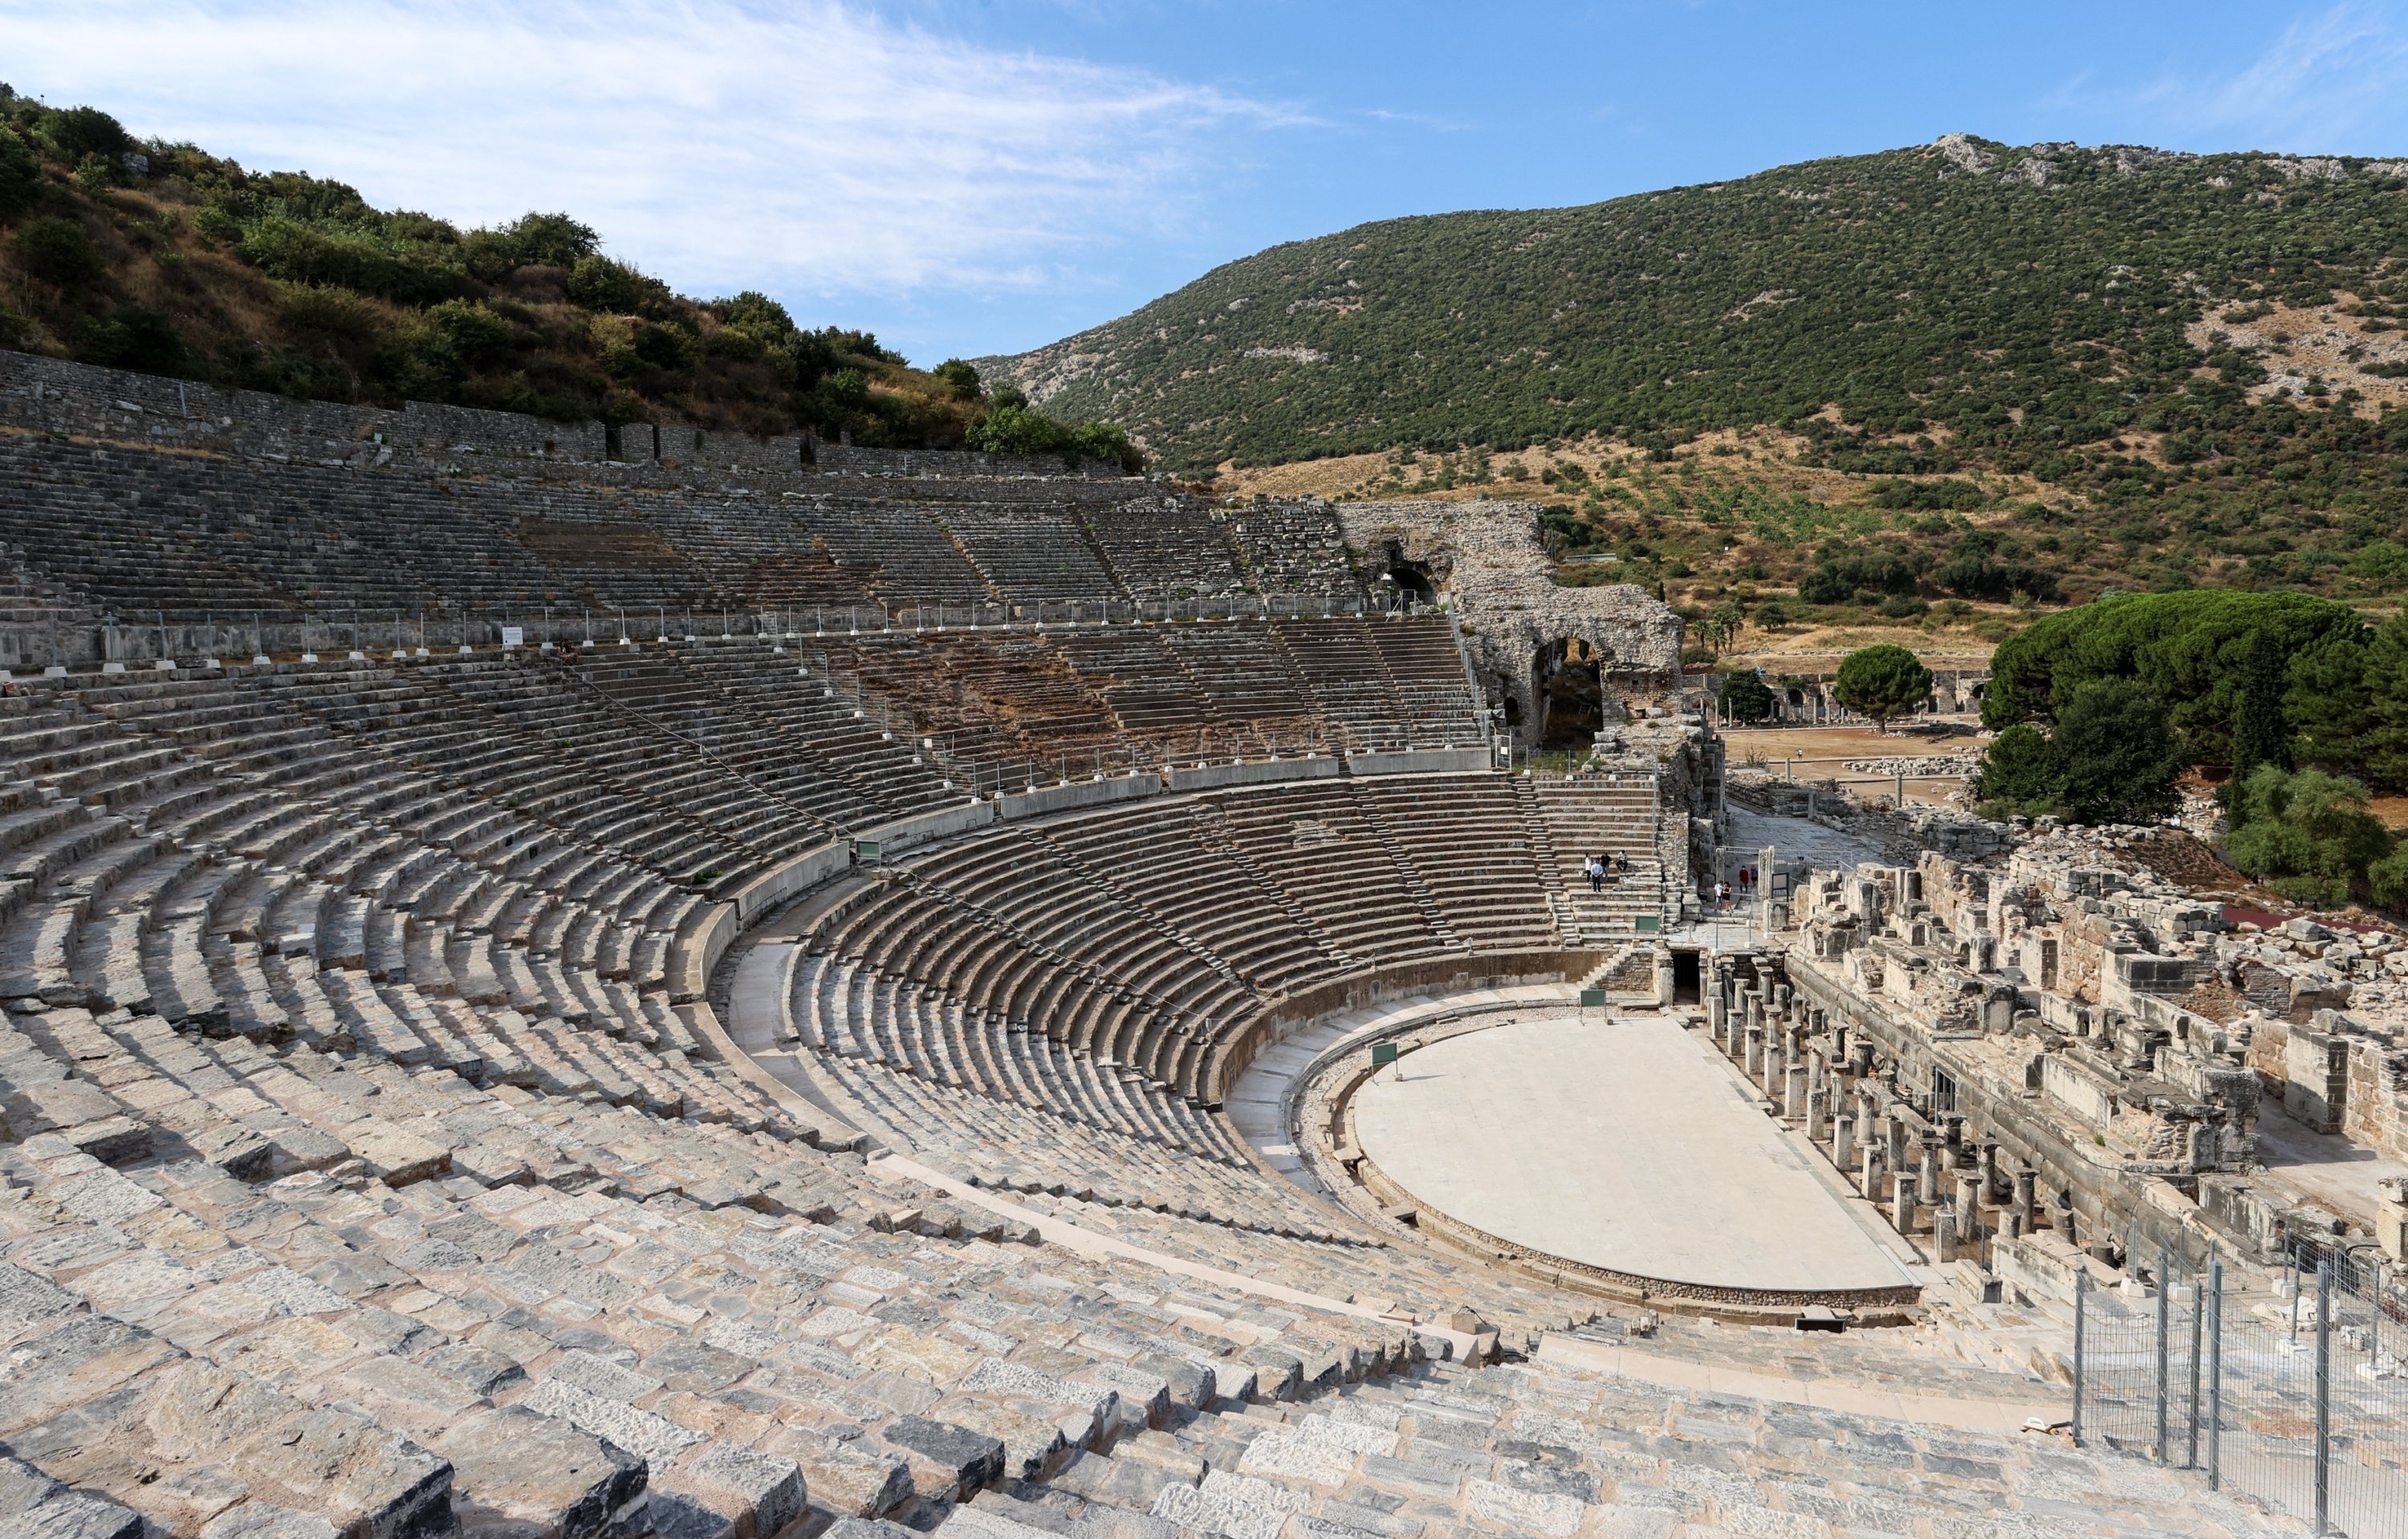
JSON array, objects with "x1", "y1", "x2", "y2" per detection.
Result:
[{"x1": 9, "y1": 2, "x2": 2408, "y2": 364}]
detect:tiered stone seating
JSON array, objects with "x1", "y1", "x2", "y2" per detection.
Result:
[
  {"x1": 783, "y1": 777, "x2": 1569, "y2": 1201},
  {"x1": 1077, "y1": 496, "x2": 1246, "y2": 599},
  {"x1": 2, "y1": 351, "x2": 2264, "y2": 1539},
  {"x1": 941, "y1": 1349, "x2": 2301, "y2": 1539},
  {"x1": 1223, "y1": 499, "x2": 1361, "y2": 595},
  {"x1": 0, "y1": 1011, "x2": 1452, "y2": 1537}
]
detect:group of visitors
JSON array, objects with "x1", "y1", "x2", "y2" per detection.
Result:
[
  {"x1": 1582, "y1": 852, "x2": 1629, "y2": 892},
  {"x1": 1712, "y1": 865, "x2": 1761, "y2": 913}
]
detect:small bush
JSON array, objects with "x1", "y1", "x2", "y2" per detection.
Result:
[
  {"x1": 41, "y1": 106, "x2": 132, "y2": 164},
  {"x1": 76, "y1": 305, "x2": 184, "y2": 372},
  {"x1": 0, "y1": 131, "x2": 41, "y2": 220},
  {"x1": 934, "y1": 358, "x2": 982, "y2": 401},
  {"x1": 191, "y1": 205, "x2": 242, "y2": 246},
  {"x1": 2225, "y1": 766, "x2": 2392, "y2": 901},
  {"x1": 566, "y1": 254, "x2": 653, "y2": 313},
  {"x1": 12, "y1": 214, "x2": 104, "y2": 286}
]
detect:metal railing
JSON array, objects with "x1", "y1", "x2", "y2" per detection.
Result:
[{"x1": 2073, "y1": 1239, "x2": 2408, "y2": 1536}]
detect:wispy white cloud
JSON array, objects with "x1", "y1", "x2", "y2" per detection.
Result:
[
  {"x1": 2047, "y1": 2, "x2": 2408, "y2": 153},
  {"x1": 0, "y1": 0, "x2": 1292, "y2": 312}
]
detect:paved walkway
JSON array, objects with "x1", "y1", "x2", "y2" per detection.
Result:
[
  {"x1": 1535, "y1": 1335, "x2": 2063, "y2": 1434},
  {"x1": 1723, "y1": 806, "x2": 1891, "y2": 873},
  {"x1": 1353, "y1": 1015, "x2": 1916, "y2": 1296},
  {"x1": 2252, "y1": 1102, "x2": 2408, "y2": 1229}
]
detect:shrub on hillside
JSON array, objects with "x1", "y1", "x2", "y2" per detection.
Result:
[
  {"x1": 0, "y1": 129, "x2": 41, "y2": 219},
  {"x1": 76, "y1": 305, "x2": 183, "y2": 372},
  {"x1": 567, "y1": 254, "x2": 657, "y2": 314},
  {"x1": 12, "y1": 214, "x2": 103, "y2": 286},
  {"x1": 935, "y1": 359, "x2": 982, "y2": 401},
  {"x1": 39, "y1": 106, "x2": 130, "y2": 165},
  {"x1": 2225, "y1": 766, "x2": 2394, "y2": 909}
]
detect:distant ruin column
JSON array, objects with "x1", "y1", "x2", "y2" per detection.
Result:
[
  {"x1": 1807, "y1": 1087, "x2": 1828, "y2": 1142},
  {"x1": 1833, "y1": 1112, "x2": 1855, "y2": 1172},
  {"x1": 2013, "y1": 1166, "x2": 2037, "y2": 1235},
  {"x1": 1892, "y1": 1171, "x2": 1920, "y2": 1232},
  {"x1": 1956, "y1": 1172, "x2": 1985, "y2": 1242},
  {"x1": 1935, "y1": 1206, "x2": 1957, "y2": 1264},
  {"x1": 1979, "y1": 1140, "x2": 2000, "y2": 1202},
  {"x1": 1918, "y1": 1132, "x2": 1942, "y2": 1204},
  {"x1": 1859, "y1": 1140, "x2": 1882, "y2": 1198},
  {"x1": 1784, "y1": 1064, "x2": 1807, "y2": 1121},
  {"x1": 1886, "y1": 1114, "x2": 1909, "y2": 1177},
  {"x1": 1744, "y1": 1026, "x2": 1765, "y2": 1081}
]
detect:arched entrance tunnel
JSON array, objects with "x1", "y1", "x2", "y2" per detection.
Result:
[
  {"x1": 1384, "y1": 558, "x2": 1438, "y2": 605},
  {"x1": 1536, "y1": 636, "x2": 1607, "y2": 751}
]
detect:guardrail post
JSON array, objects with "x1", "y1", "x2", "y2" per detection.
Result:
[
  {"x1": 2186, "y1": 1252, "x2": 2203, "y2": 1470},
  {"x1": 2167, "y1": 1243, "x2": 2186, "y2": 1464},
  {"x1": 2072, "y1": 1268, "x2": 2087, "y2": 1445},
  {"x1": 2207, "y1": 1260, "x2": 2223, "y2": 1491},
  {"x1": 2315, "y1": 1260, "x2": 2332, "y2": 1535}
]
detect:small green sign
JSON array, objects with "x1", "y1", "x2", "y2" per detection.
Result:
[
  {"x1": 1635, "y1": 914, "x2": 1661, "y2": 933},
  {"x1": 1580, "y1": 988, "x2": 1608, "y2": 1008},
  {"x1": 1371, "y1": 1042, "x2": 1400, "y2": 1066},
  {"x1": 854, "y1": 839, "x2": 882, "y2": 865}
]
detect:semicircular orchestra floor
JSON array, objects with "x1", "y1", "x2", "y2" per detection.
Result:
[{"x1": 1351, "y1": 1014, "x2": 1918, "y2": 1301}]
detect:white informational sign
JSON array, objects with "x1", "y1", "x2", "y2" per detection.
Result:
[{"x1": 500, "y1": 626, "x2": 524, "y2": 647}]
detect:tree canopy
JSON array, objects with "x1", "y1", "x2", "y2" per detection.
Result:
[{"x1": 1833, "y1": 645, "x2": 1933, "y2": 727}]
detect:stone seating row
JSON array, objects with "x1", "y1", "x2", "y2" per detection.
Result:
[
  {"x1": 1219, "y1": 503, "x2": 1360, "y2": 596},
  {"x1": 797, "y1": 776, "x2": 1604, "y2": 1105},
  {"x1": 924, "y1": 1346, "x2": 2304, "y2": 1539},
  {"x1": 0, "y1": 434, "x2": 1344, "y2": 630},
  {"x1": 0, "y1": 995, "x2": 1465, "y2": 1538}
]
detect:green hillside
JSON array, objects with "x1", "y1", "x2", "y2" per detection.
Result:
[
  {"x1": 986, "y1": 136, "x2": 2408, "y2": 604},
  {"x1": 0, "y1": 85, "x2": 1128, "y2": 458}
]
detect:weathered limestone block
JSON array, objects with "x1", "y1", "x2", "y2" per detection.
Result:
[
  {"x1": 650, "y1": 1442, "x2": 806, "y2": 1539},
  {"x1": 0, "y1": 1447, "x2": 143, "y2": 1539},
  {"x1": 435, "y1": 1407, "x2": 647, "y2": 1539},
  {"x1": 878, "y1": 1415, "x2": 1006, "y2": 1499}
]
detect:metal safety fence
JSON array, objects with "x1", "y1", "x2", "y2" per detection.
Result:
[{"x1": 2072, "y1": 1239, "x2": 2408, "y2": 1537}]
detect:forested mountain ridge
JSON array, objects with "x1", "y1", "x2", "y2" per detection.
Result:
[{"x1": 982, "y1": 136, "x2": 2408, "y2": 605}]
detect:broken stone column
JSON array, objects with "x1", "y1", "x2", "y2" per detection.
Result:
[
  {"x1": 1887, "y1": 1113, "x2": 1909, "y2": 1177},
  {"x1": 1807, "y1": 1086, "x2": 1828, "y2": 1142},
  {"x1": 1745, "y1": 1025, "x2": 1764, "y2": 1080},
  {"x1": 1918, "y1": 1132, "x2": 1942, "y2": 1205},
  {"x1": 2379, "y1": 1180, "x2": 2408, "y2": 1265},
  {"x1": 1936, "y1": 1205, "x2": 1958, "y2": 1264},
  {"x1": 1892, "y1": 1171, "x2": 1919, "y2": 1232},
  {"x1": 1956, "y1": 1171, "x2": 1984, "y2": 1240},
  {"x1": 1979, "y1": 1139, "x2": 2000, "y2": 1202},
  {"x1": 1784, "y1": 1064, "x2": 1808, "y2": 1121},
  {"x1": 2013, "y1": 1166, "x2": 2037, "y2": 1236},
  {"x1": 1859, "y1": 1138, "x2": 1883, "y2": 1198},
  {"x1": 1833, "y1": 1112, "x2": 1855, "y2": 1172}
]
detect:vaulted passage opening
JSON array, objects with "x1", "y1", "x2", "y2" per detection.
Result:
[{"x1": 1538, "y1": 636, "x2": 1604, "y2": 750}]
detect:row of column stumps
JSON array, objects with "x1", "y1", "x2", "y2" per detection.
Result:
[{"x1": 1706, "y1": 958, "x2": 2041, "y2": 1268}]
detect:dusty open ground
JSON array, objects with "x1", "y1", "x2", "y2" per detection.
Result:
[{"x1": 1722, "y1": 723, "x2": 1982, "y2": 810}]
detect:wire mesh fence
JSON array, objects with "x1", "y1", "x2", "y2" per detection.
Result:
[{"x1": 2074, "y1": 1240, "x2": 2408, "y2": 1537}]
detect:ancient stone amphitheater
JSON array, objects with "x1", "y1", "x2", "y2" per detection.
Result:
[{"x1": 0, "y1": 352, "x2": 2326, "y2": 1538}]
